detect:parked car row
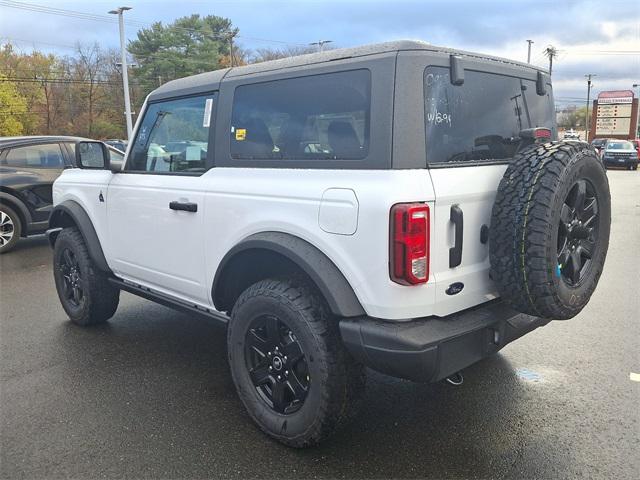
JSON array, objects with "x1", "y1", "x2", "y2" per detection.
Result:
[
  {"x1": 591, "y1": 138, "x2": 639, "y2": 170},
  {"x1": 0, "y1": 136, "x2": 124, "y2": 253}
]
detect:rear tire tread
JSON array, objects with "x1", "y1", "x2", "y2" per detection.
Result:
[
  {"x1": 490, "y1": 141, "x2": 610, "y2": 319},
  {"x1": 229, "y1": 277, "x2": 365, "y2": 447}
]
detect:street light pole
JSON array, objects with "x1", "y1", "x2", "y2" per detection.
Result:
[
  {"x1": 109, "y1": 6, "x2": 133, "y2": 140},
  {"x1": 526, "y1": 39, "x2": 534, "y2": 63},
  {"x1": 585, "y1": 74, "x2": 596, "y2": 142},
  {"x1": 633, "y1": 84, "x2": 639, "y2": 138}
]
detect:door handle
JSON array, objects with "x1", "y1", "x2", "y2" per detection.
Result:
[
  {"x1": 169, "y1": 201, "x2": 198, "y2": 212},
  {"x1": 449, "y1": 204, "x2": 463, "y2": 268}
]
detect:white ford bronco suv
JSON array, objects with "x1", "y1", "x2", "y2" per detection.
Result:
[{"x1": 49, "y1": 41, "x2": 610, "y2": 447}]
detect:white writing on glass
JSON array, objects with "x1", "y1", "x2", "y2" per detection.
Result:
[{"x1": 427, "y1": 109, "x2": 452, "y2": 127}]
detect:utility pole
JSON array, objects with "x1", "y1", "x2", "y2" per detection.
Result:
[
  {"x1": 585, "y1": 74, "x2": 596, "y2": 142},
  {"x1": 544, "y1": 45, "x2": 557, "y2": 75},
  {"x1": 109, "y1": 6, "x2": 133, "y2": 140},
  {"x1": 310, "y1": 40, "x2": 332, "y2": 53},
  {"x1": 526, "y1": 39, "x2": 534, "y2": 63},
  {"x1": 228, "y1": 32, "x2": 237, "y2": 67}
]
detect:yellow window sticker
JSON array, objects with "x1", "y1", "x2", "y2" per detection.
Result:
[{"x1": 236, "y1": 128, "x2": 246, "y2": 141}]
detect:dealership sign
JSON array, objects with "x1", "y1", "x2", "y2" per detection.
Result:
[
  {"x1": 595, "y1": 90, "x2": 635, "y2": 135},
  {"x1": 597, "y1": 90, "x2": 634, "y2": 104}
]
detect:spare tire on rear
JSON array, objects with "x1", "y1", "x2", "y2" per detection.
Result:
[{"x1": 489, "y1": 141, "x2": 610, "y2": 320}]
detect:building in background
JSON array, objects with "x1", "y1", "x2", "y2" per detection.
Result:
[{"x1": 589, "y1": 90, "x2": 638, "y2": 141}]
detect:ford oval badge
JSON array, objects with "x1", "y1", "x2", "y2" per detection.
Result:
[{"x1": 446, "y1": 282, "x2": 464, "y2": 295}]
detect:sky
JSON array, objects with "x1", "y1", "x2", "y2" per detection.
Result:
[{"x1": 1, "y1": 0, "x2": 638, "y2": 105}]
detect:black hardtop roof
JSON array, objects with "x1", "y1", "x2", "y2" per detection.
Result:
[
  {"x1": 0, "y1": 135, "x2": 91, "y2": 148},
  {"x1": 149, "y1": 40, "x2": 547, "y2": 100}
]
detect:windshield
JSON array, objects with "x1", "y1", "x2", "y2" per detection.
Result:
[
  {"x1": 424, "y1": 67, "x2": 555, "y2": 165},
  {"x1": 606, "y1": 141, "x2": 634, "y2": 151}
]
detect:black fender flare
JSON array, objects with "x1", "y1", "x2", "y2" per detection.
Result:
[
  {"x1": 0, "y1": 191, "x2": 33, "y2": 226},
  {"x1": 212, "y1": 232, "x2": 366, "y2": 318},
  {"x1": 48, "y1": 200, "x2": 111, "y2": 273}
]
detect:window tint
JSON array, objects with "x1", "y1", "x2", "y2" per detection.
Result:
[
  {"x1": 230, "y1": 69, "x2": 371, "y2": 160},
  {"x1": 424, "y1": 67, "x2": 555, "y2": 165},
  {"x1": 5, "y1": 143, "x2": 65, "y2": 168},
  {"x1": 127, "y1": 94, "x2": 214, "y2": 173}
]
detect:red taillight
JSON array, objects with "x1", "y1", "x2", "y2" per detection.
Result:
[
  {"x1": 534, "y1": 128, "x2": 552, "y2": 139},
  {"x1": 390, "y1": 203, "x2": 429, "y2": 285}
]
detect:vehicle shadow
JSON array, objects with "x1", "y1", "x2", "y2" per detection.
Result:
[{"x1": 50, "y1": 300, "x2": 569, "y2": 479}]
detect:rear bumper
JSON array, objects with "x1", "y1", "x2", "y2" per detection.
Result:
[{"x1": 339, "y1": 301, "x2": 549, "y2": 382}]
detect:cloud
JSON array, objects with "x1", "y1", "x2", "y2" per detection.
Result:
[{"x1": 1, "y1": 0, "x2": 638, "y2": 102}]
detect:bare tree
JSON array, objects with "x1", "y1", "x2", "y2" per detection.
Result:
[
  {"x1": 249, "y1": 45, "x2": 324, "y2": 64},
  {"x1": 73, "y1": 43, "x2": 109, "y2": 136}
]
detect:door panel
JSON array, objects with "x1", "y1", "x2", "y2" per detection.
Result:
[
  {"x1": 429, "y1": 165, "x2": 507, "y2": 316},
  {"x1": 107, "y1": 174, "x2": 207, "y2": 303},
  {"x1": 4, "y1": 143, "x2": 66, "y2": 222},
  {"x1": 107, "y1": 91, "x2": 216, "y2": 304}
]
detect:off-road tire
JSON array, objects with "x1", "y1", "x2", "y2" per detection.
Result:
[
  {"x1": 0, "y1": 204, "x2": 22, "y2": 253},
  {"x1": 227, "y1": 277, "x2": 365, "y2": 448},
  {"x1": 490, "y1": 141, "x2": 611, "y2": 319},
  {"x1": 53, "y1": 227, "x2": 120, "y2": 325}
]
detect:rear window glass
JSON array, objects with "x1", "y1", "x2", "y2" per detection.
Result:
[
  {"x1": 5, "y1": 143, "x2": 65, "y2": 168},
  {"x1": 606, "y1": 141, "x2": 634, "y2": 150},
  {"x1": 424, "y1": 67, "x2": 554, "y2": 165},
  {"x1": 230, "y1": 69, "x2": 371, "y2": 160}
]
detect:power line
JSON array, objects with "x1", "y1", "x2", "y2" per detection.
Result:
[
  {"x1": 0, "y1": 36, "x2": 77, "y2": 50},
  {"x1": 0, "y1": 0, "x2": 306, "y2": 46},
  {"x1": 1, "y1": 76, "x2": 157, "y2": 87}
]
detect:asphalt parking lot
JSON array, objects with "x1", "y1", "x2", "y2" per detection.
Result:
[{"x1": 1, "y1": 171, "x2": 638, "y2": 479}]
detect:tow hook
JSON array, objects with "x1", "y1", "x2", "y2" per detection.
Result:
[{"x1": 445, "y1": 372, "x2": 464, "y2": 386}]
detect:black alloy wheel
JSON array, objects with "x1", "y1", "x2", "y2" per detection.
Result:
[
  {"x1": 228, "y1": 277, "x2": 365, "y2": 447},
  {"x1": 53, "y1": 227, "x2": 119, "y2": 326},
  {"x1": 245, "y1": 314, "x2": 310, "y2": 414},
  {"x1": 59, "y1": 247, "x2": 85, "y2": 307},
  {"x1": 557, "y1": 179, "x2": 599, "y2": 286}
]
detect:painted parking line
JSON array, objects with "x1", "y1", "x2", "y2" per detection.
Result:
[{"x1": 630, "y1": 372, "x2": 640, "y2": 382}]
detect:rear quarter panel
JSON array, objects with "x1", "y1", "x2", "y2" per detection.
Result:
[{"x1": 203, "y1": 168, "x2": 437, "y2": 320}]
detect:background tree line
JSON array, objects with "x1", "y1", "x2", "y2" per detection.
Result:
[
  {"x1": 556, "y1": 106, "x2": 589, "y2": 130},
  {"x1": 0, "y1": 13, "x2": 321, "y2": 138}
]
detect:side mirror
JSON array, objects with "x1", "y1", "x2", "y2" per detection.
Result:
[{"x1": 75, "y1": 141, "x2": 110, "y2": 169}]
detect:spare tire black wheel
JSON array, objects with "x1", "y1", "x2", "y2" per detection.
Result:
[{"x1": 490, "y1": 141, "x2": 611, "y2": 320}]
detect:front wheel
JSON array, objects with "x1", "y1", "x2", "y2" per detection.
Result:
[
  {"x1": 227, "y1": 278, "x2": 365, "y2": 447},
  {"x1": 53, "y1": 228, "x2": 120, "y2": 325},
  {"x1": 0, "y1": 204, "x2": 21, "y2": 253}
]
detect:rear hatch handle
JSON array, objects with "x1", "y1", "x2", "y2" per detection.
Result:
[{"x1": 449, "y1": 204, "x2": 463, "y2": 268}]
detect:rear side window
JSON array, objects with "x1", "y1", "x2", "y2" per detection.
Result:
[
  {"x1": 5, "y1": 143, "x2": 65, "y2": 168},
  {"x1": 127, "y1": 93, "x2": 214, "y2": 173},
  {"x1": 424, "y1": 67, "x2": 554, "y2": 165},
  {"x1": 230, "y1": 69, "x2": 371, "y2": 160}
]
